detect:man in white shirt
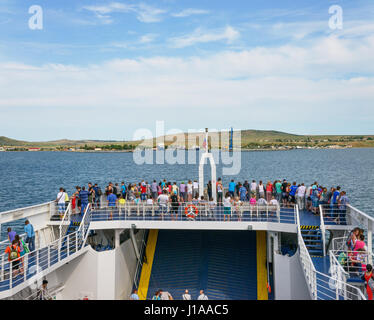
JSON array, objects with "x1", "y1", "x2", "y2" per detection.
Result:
[
  {"x1": 56, "y1": 187, "x2": 67, "y2": 215},
  {"x1": 197, "y1": 290, "x2": 208, "y2": 300},
  {"x1": 250, "y1": 180, "x2": 257, "y2": 194},
  {"x1": 296, "y1": 183, "x2": 306, "y2": 210},
  {"x1": 157, "y1": 190, "x2": 169, "y2": 218},
  {"x1": 160, "y1": 290, "x2": 173, "y2": 300},
  {"x1": 182, "y1": 289, "x2": 191, "y2": 300}
]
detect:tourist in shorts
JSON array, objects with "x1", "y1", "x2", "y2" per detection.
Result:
[{"x1": 223, "y1": 193, "x2": 232, "y2": 222}]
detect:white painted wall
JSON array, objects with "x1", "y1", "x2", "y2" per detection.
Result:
[
  {"x1": 273, "y1": 250, "x2": 311, "y2": 300},
  {"x1": 40, "y1": 234, "x2": 140, "y2": 300},
  {"x1": 114, "y1": 237, "x2": 138, "y2": 300}
]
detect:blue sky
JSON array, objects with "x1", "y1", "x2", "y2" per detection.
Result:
[{"x1": 0, "y1": 0, "x2": 374, "y2": 141}]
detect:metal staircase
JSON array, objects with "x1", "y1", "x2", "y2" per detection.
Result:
[{"x1": 0, "y1": 204, "x2": 92, "y2": 299}]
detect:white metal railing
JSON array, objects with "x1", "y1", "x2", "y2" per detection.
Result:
[
  {"x1": 77, "y1": 203, "x2": 91, "y2": 248},
  {"x1": 296, "y1": 205, "x2": 366, "y2": 300},
  {"x1": 24, "y1": 283, "x2": 65, "y2": 300},
  {"x1": 319, "y1": 204, "x2": 327, "y2": 256},
  {"x1": 332, "y1": 236, "x2": 349, "y2": 252},
  {"x1": 330, "y1": 249, "x2": 373, "y2": 277},
  {"x1": 89, "y1": 203, "x2": 296, "y2": 224},
  {"x1": 319, "y1": 204, "x2": 350, "y2": 226},
  {"x1": 0, "y1": 213, "x2": 91, "y2": 293},
  {"x1": 59, "y1": 202, "x2": 72, "y2": 239},
  {"x1": 133, "y1": 230, "x2": 148, "y2": 290},
  {"x1": 0, "y1": 233, "x2": 27, "y2": 253}
]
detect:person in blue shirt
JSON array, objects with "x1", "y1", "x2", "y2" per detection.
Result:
[
  {"x1": 107, "y1": 190, "x2": 117, "y2": 220},
  {"x1": 130, "y1": 289, "x2": 139, "y2": 300},
  {"x1": 332, "y1": 186, "x2": 341, "y2": 205},
  {"x1": 239, "y1": 184, "x2": 247, "y2": 202},
  {"x1": 289, "y1": 182, "x2": 298, "y2": 204},
  {"x1": 24, "y1": 220, "x2": 35, "y2": 252},
  {"x1": 121, "y1": 182, "x2": 126, "y2": 199},
  {"x1": 79, "y1": 186, "x2": 89, "y2": 215},
  {"x1": 228, "y1": 180, "x2": 236, "y2": 198}
]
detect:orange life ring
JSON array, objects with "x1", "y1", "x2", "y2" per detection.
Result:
[{"x1": 185, "y1": 205, "x2": 199, "y2": 219}]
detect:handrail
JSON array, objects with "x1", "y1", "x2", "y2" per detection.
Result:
[
  {"x1": 319, "y1": 204, "x2": 327, "y2": 256},
  {"x1": 59, "y1": 202, "x2": 72, "y2": 239},
  {"x1": 90, "y1": 203, "x2": 296, "y2": 224},
  {"x1": 78, "y1": 203, "x2": 91, "y2": 248},
  {"x1": 0, "y1": 227, "x2": 88, "y2": 293},
  {"x1": 296, "y1": 205, "x2": 365, "y2": 300}
]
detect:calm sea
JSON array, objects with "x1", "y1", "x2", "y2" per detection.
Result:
[{"x1": 1, "y1": 149, "x2": 374, "y2": 239}]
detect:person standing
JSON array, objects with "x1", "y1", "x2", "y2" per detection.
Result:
[
  {"x1": 193, "y1": 180, "x2": 199, "y2": 199},
  {"x1": 130, "y1": 289, "x2": 139, "y2": 300},
  {"x1": 223, "y1": 193, "x2": 232, "y2": 222},
  {"x1": 157, "y1": 190, "x2": 169, "y2": 219},
  {"x1": 24, "y1": 220, "x2": 35, "y2": 252},
  {"x1": 107, "y1": 190, "x2": 118, "y2": 220},
  {"x1": 187, "y1": 180, "x2": 193, "y2": 202},
  {"x1": 56, "y1": 188, "x2": 67, "y2": 216},
  {"x1": 160, "y1": 289, "x2": 173, "y2": 300},
  {"x1": 38, "y1": 280, "x2": 52, "y2": 300},
  {"x1": 7, "y1": 227, "x2": 16, "y2": 243},
  {"x1": 228, "y1": 180, "x2": 236, "y2": 198},
  {"x1": 239, "y1": 183, "x2": 247, "y2": 202},
  {"x1": 197, "y1": 290, "x2": 208, "y2": 300},
  {"x1": 296, "y1": 183, "x2": 306, "y2": 210},
  {"x1": 170, "y1": 192, "x2": 180, "y2": 221},
  {"x1": 182, "y1": 289, "x2": 191, "y2": 300},
  {"x1": 207, "y1": 181, "x2": 212, "y2": 201},
  {"x1": 151, "y1": 180, "x2": 158, "y2": 200},
  {"x1": 216, "y1": 179, "x2": 223, "y2": 205},
  {"x1": 257, "y1": 181, "x2": 265, "y2": 199},
  {"x1": 180, "y1": 182, "x2": 186, "y2": 202},
  {"x1": 275, "y1": 180, "x2": 282, "y2": 203},
  {"x1": 79, "y1": 186, "x2": 89, "y2": 215}
]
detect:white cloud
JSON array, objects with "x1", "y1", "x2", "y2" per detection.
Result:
[
  {"x1": 82, "y1": 2, "x2": 166, "y2": 23},
  {"x1": 1, "y1": 35, "x2": 374, "y2": 137},
  {"x1": 171, "y1": 8, "x2": 209, "y2": 18},
  {"x1": 139, "y1": 33, "x2": 159, "y2": 44},
  {"x1": 169, "y1": 26, "x2": 240, "y2": 48}
]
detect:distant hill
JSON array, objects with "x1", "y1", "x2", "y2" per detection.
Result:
[{"x1": 1, "y1": 130, "x2": 374, "y2": 149}]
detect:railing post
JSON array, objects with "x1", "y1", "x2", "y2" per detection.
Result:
[
  {"x1": 76, "y1": 232, "x2": 78, "y2": 252},
  {"x1": 1, "y1": 255, "x2": 4, "y2": 281},
  {"x1": 24, "y1": 254, "x2": 28, "y2": 282},
  {"x1": 319, "y1": 205, "x2": 326, "y2": 256},
  {"x1": 67, "y1": 235, "x2": 70, "y2": 256},
  {"x1": 48, "y1": 245, "x2": 51, "y2": 269},
  {"x1": 9, "y1": 261, "x2": 13, "y2": 289}
]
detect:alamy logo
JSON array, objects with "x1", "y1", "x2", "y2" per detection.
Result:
[
  {"x1": 28, "y1": 5, "x2": 43, "y2": 30},
  {"x1": 132, "y1": 121, "x2": 242, "y2": 176},
  {"x1": 329, "y1": 5, "x2": 343, "y2": 30}
]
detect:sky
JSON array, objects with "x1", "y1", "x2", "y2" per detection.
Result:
[{"x1": 0, "y1": 0, "x2": 374, "y2": 141}]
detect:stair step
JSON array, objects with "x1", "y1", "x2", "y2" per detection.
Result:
[
  {"x1": 306, "y1": 244, "x2": 323, "y2": 248},
  {"x1": 308, "y1": 249, "x2": 323, "y2": 254}
]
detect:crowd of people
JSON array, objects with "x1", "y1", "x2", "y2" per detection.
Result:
[
  {"x1": 129, "y1": 289, "x2": 209, "y2": 300},
  {"x1": 4, "y1": 220, "x2": 35, "y2": 278},
  {"x1": 56, "y1": 179, "x2": 350, "y2": 222}
]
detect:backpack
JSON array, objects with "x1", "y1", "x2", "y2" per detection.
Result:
[
  {"x1": 338, "y1": 252, "x2": 347, "y2": 266},
  {"x1": 22, "y1": 240, "x2": 30, "y2": 254},
  {"x1": 9, "y1": 245, "x2": 19, "y2": 260},
  {"x1": 97, "y1": 188, "x2": 102, "y2": 196}
]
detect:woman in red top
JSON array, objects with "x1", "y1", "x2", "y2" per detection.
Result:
[
  {"x1": 266, "y1": 181, "x2": 273, "y2": 202},
  {"x1": 362, "y1": 264, "x2": 374, "y2": 300}
]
